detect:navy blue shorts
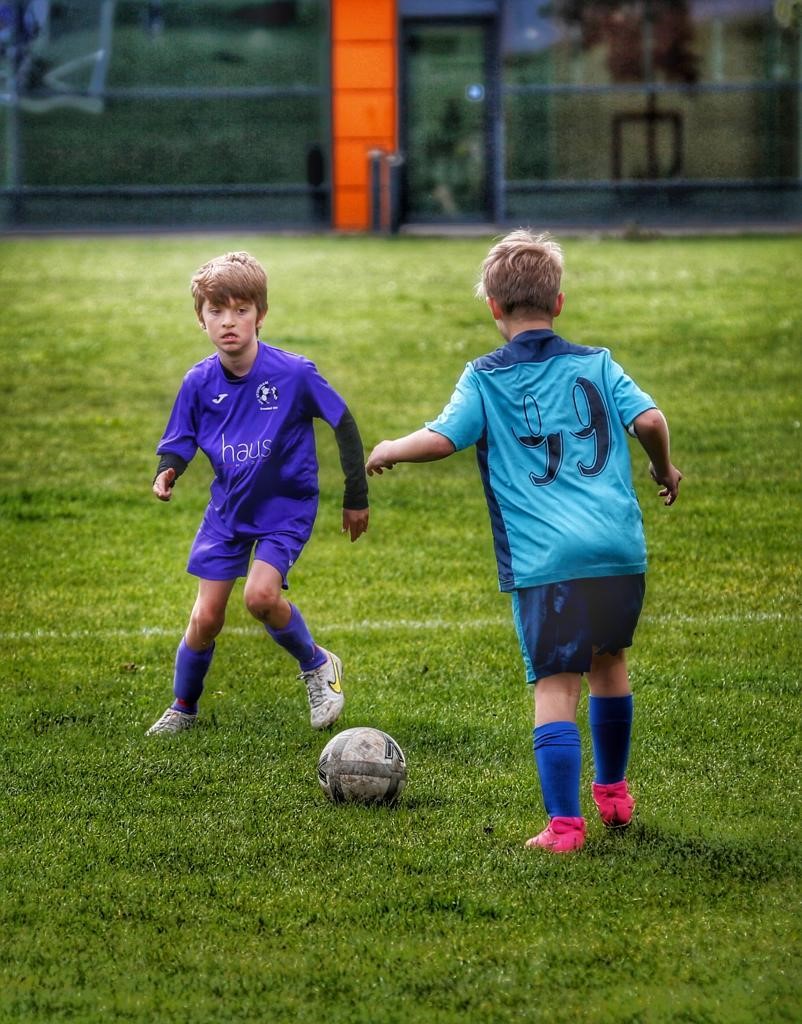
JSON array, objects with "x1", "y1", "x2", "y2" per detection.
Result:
[{"x1": 511, "y1": 574, "x2": 646, "y2": 683}]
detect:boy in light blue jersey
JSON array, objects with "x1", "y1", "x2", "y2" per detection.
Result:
[
  {"x1": 367, "y1": 230, "x2": 681, "y2": 853},
  {"x1": 147, "y1": 252, "x2": 369, "y2": 736}
]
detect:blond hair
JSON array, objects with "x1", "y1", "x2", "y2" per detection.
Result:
[
  {"x1": 475, "y1": 229, "x2": 563, "y2": 316},
  {"x1": 190, "y1": 251, "x2": 268, "y2": 320}
]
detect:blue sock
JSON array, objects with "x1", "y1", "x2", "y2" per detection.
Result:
[
  {"x1": 172, "y1": 639, "x2": 214, "y2": 714},
  {"x1": 589, "y1": 694, "x2": 634, "y2": 784},
  {"x1": 266, "y1": 604, "x2": 325, "y2": 672},
  {"x1": 533, "y1": 722, "x2": 582, "y2": 819}
]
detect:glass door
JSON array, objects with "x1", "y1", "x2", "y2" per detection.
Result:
[{"x1": 402, "y1": 20, "x2": 493, "y2": 222}]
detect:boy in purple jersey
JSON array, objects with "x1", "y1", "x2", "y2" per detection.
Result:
[
  {"x1": 367, "y1": 231, "x2": 681, "y2": 853},
  {"x1": 147, "y1": 251, "x2": 369, "y2": 736}
]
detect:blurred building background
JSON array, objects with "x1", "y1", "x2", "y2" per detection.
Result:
[{"x1": 1, "y1": 0, "x2": 800, "y2": 231}]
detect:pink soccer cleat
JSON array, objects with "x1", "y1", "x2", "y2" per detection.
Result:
[
  {"x1": 525, "y1": 816, "x2": 586, "y2": 853},
  {"x1": 592, "y1": 780, "x2": 635, "y2": 828}
]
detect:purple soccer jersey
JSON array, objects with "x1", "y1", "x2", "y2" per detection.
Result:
[{"x1": 158, "y1": 342, "x2": 346, "y2": 541}]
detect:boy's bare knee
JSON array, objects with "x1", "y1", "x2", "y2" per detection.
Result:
[
  {"x1": 243, "y1": 582, "x2": 282, "y2": 622},
  {"x1": 188, "y1": 606, "x2": 225, "y2": 644},
  {"x1": 589, "y1": 650, "x2": 631, "y2": 696},
  {"x1": 533, "y1": 672, "x2": 582, "y2": 726}
]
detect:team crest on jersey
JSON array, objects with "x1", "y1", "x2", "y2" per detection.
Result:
[{"x1": 256, "y1": 380, "x2": 279, "y2": 410}]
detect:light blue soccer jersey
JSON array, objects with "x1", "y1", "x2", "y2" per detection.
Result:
[{"x1": 427, "y1": 330, "x2": 656, "y2": 592}]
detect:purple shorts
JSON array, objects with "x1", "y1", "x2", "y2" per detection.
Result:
[
  {"x1": 186, "y1": 508, "x2": 310, "y2": 584},
  {"x1": 511, "y1": 574, "x2": 646, "y2": 683}
]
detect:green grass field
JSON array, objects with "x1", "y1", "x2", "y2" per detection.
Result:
[{"x1": 0, "y1": 232, "x2": 800, "y2": 1023}]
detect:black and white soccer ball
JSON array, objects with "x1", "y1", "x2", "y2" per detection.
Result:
[{"x1": 317, "y1": 727, "x2": 407, "y2": 805}]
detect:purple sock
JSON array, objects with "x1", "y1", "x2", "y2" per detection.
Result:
[
  {"x1": 533, "y1": 722, "x2": 582, "y2": 818},
  {"x1": 171, "y1": 639, "x2": 214, "y2": 714},
  {"x1": 589, "y1": 694, "x2": 634, "y2": 784},
  {"x1": 266, "y1": 604, "x2": 326, "y2": 672}
]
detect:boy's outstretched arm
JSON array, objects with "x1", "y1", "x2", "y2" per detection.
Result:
[
  {"x1": 631, "y1": 408, "x2": 682, "y2": 506},
  {"x1": 366, "y1": 428, "x2": 456, "y2": 476}
]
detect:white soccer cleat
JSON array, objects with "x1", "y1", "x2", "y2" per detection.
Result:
[
  {"x1": 300, "y1": 649, "x2": 344, "y2": 729},
  {"x1": 145, "y1": 706, "x2": 198, "y2": 736}
]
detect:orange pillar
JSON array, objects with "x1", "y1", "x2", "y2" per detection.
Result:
[{"x1": 331, "y1": 0, "x2": 398, "y2": 230}]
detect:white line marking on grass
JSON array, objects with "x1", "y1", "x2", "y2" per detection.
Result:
[
  {"x1": 0, "y1": 619, "x2": 511, "y2": 642},
  {"x1": 645, "y1": 611, "x2": 797, "y2": 625},
  {"x1": 0, "y1": 610, "x2": 796, "y2": 643}
]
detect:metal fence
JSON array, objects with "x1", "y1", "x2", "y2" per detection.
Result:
[{"x1": 1, "y1": 0, "x2": 800, "y2": 230}]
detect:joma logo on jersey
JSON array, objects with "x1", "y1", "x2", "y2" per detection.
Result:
[
  {"x1": 256, "y1": 380, "x2": 279, "y2": 410},
  {"x1": 221, "y1": 433, "x2": 273, "y2": 464}
]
